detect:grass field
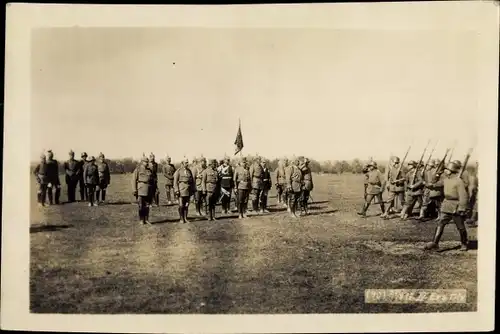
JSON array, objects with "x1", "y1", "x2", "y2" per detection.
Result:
[{"x1": 30, "y1": 172, "x2": 477, "y2": 313}]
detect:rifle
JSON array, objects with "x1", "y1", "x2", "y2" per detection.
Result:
[
  {"x1": 447, "y1": 146, "x2": 455, "y2": 164},
  {"x1": 410, "y1": 141, "x2": 431, "y2": 186},
  {"x1": 434, "y1": 148, "x2": 451, "y2": 178},
  {"x1": 392, "y1": 145, "x2": 411, "y2": 183},
  {"x1": 420, "y1": 141, "x2": 438, "y2": 179},
  {"x1": 458, "y1": 148, "x2": 473, "y2": 178}
]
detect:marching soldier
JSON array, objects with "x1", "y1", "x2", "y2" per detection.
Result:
[
  {"x1": 423, "y1": 159, "x2": 446, "y2": 220},
  {"x1": 285, "y1": 157, "x2": 304, "y2": 218},
  {"x1": 202, "y1": 159, "x2": 221, "y2": 221},
  {"x1": 362, "y1": 163, "x2": 369, "y2": 202},
  {"x1": 64, "y1": 150, "x2": 80, "y2": 203},
  {"x1": 148, "y1": 153, "x2": 160, "y2": 207},
  {"x1": 420, "y1": 159, "x2": 438, "y2": 219},
  {"x1": 193, "y1": 157, "x2": 207, "y2": 216},
  {"x1": 132, "y1": 155, "x2": 153, "y2": 224},
  {"x1": 34, "y1": 153, "x2": 49, "y2": 206},
  {"x1": 173, "y1": 158, "x2": 196, "y2": 223},
  {"x1": 45, "y1": 150, "x2": 61, "y2": 205},
  {"x1": 96, "y1": 152, "x2": 111, "y2": 205},
  {"x1": 453, "y1": 160, "x2": 470, "y2": 192},
  {"x1": 399, "y1": 160, "x2": 425, "y2": 220},
  {"x1": 424, "y1": 161, "x2": 470, "y2": 251},
  {"x1": 300, "y1": 157, "x2": 314, "y2": 215},
  {"x1": 381, "y1": 156, "x2": 406, "y2": 219},
  {"x1": 84, "y1": 156, "x2": 99, "y2": 207},
  {"x1": 234, "y1": 157, "x2": 251, "y2": 219},
  {"x1": 249, "y1": 156, "x2": 264, "y2": 213},
  {"x1": 466, "y1": 164, "x2": 478, "y2": 226},
  {"x1": 275, "y1": 158, "x2": 288, "y2": 207},
  {"x1": 260, "y1": 159, "x2": 272, "y2": 213},
  {"x1": 162, "y1": 156, "x2": 176, "y2": 205},
  {"x1": 357, "y1": 161, "x2": 385, "y2": 217},
  {"x1": 78, "y1": 152, "x2": 88, "y2": 201},
  {"x1": 218, "y1": 157, "x2": 234, "y2": 214}
]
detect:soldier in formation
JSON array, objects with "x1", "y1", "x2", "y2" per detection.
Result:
[
  {"x1": 420, "y1": 159, "x2": 441, "y2": 220},
  {"x1": 84, "y1": 156, "x2": 99, "y2": 207},
  {"x1": 173, "y1": 158, "x2": 195, "y2": 223},
  {"x1": 424, "y1": 161, "x2": 469, "y2": 251},
  {"x1": 162, "y1": 155, "x2": 176, "y2": 205},
  {"x1": 466, "y1": 164, "x2": 478, "y2": 226},
  {"x1": 45, "y1": 150, "x2": 61, "y2": 205},
  {"x1": 218, "y1": 157, "x2": 234, "y2": 214},
  {"x1": 34, "y1": 153, "x2": 48, "y2": 206},
  {"x1": 381, "y1": 156, "x2": 405, "y2": 219},
  {"x1": 96, "y1": 152, "x2": 111, "y2": 205},
  {"x1": 193, "y1": 157, "x2": 207, "y2": 216},
  {"x1": 285, "y1": 157, "x2": 304, "y2": 218},
  {"x1": 249, "y1": 156, "x2": 264, "y2": 213},
  {"x1": 78, "y1": 152, "x2": 88, "y2": 201},
  {"x1": 400, "y1": 160, "x2": 425, "y2": 220},
  {"x1": 299, "y1": 157, "x2": 314, "y2": 215},
  {"x1": 260, "y1": 159, "x2": 272, "y2": 213},
  {"x1": 234, "y1": 157, "x2": 251, "y2": 219},
  {"x1": 148, "y1": 153, "x2": 160, "y2": 207},
  {"x1": 275, "y1": 158, "x2": 288, "y2": 207},
  {"x1": 357, "y1": 161, "x2": 385, "y2": 217},
  {"x1": 202, "y1": 159, "x2": 221, "y2": 221},
  {"x1": 132, "y1": 155, "x2": 153, "y2": 224},
  {"x1": 64, "y1": 150, "x2": 80, "y2": 203}
]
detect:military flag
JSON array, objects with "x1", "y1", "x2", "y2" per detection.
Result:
[{"x1": 234, "y1": 119, "x2": 244, "y2": 155}]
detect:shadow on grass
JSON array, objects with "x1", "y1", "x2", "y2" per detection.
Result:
[
  {"x1": 310, "y1": 200, "x2": 329, "y2": 205},
  {"x1": 268, "y1": 207, "x2": 288, "y2": 213},
  {"x1": 303, "y1": 209, "x2": 338, "y2": 217},
  {"x1": 105, "y1": 201, "x2": 138, "y2": 206},
  {"x1": 30, "y1": 224, "x2": 73, "y2": 233}
]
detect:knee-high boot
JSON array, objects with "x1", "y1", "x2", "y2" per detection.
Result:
[
  {"x1": 459, "y1": 229, "x2": 469, "y2": 251},
  {"x1": 424, "y1": 224, "x2": 445, "y2": 250}
]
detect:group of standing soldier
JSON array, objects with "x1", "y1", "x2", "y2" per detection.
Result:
[
  {"x1": 359, "y1": 155, "x2": 478, "y2": 251},
  {"x1": 34, "y1": 150, "x2": 111, "y2": 207}
]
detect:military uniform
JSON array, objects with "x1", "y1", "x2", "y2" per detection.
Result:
[
  {"x1": 381, "y1": 157, "x2": 405, "y2": 218},
  {"x1": 424, "y1": 162, "x2": 469, "y2": 251},
  {"x1": 148, "y1": 154, "x2": 159, "y2": 206},
  {"x1": 34, "y1": 155, "x2": 49, "y2": 206},
  {"x1": 202, "y1": 159, "x2": 221, "y2": 221},
  {"x1": 132, "y1": 156, "x2": 154, "y2": 224},
  {"x1": 64, "y1": 151, "x2": 80, "y2": 203},
  {"x1": 218, "y1": 159, "x2": 234, "y2": 214},
  {"x1": 420, "y1": 160, "x2": 440, "y2": 219},
  {"x1": 234, "y1": 158, "x2": 251, "y2": 218},
  {"x1": 300, "y1": 158, "x2": 313, "y2": 215},
  {"x1": 260, "y1": 161, "x2": 272, "y2": 213},
  {"x1": 400, "y1": 161, "x2": 425, "y2": 220},
  {"x1": 285, "y1": 159, "x2": 304, "y2": 218},
  {"x1": 96, "y1": 153, "x2": 111, "y2": 204},
  {"x1": 358, "y1": 162, "x2": 385, "y2": 217},
  {"x1": 275, "y1": 159, "x2": 288, "y2": 206},
  {"x1": 78, "y1": 152, "x2": 88, "y2": 201},
  {"x1": 84, "y1": 156, "x2": 99, "y2": 207},
  {"x1": 162, "y1": 157, "x2": 176, "y2": 204},
  {"x1": 193, "y1": 159, "x2": 207, "y2": 215},
  {"x1": 466, "y1": 172, "x2": 478, "y2": 225},
  {"x1": 45, "y1": 151, "x2": 61, "y2": 205},
  {"x1": 362, "y1": 164, "x2": 369, "y2": 201},
  {"x1": 249, "y1": 158, "x2": 264, "y2": 213},
  {"x1": 173, "y1": 160, "x2": 195, "y2": 223}
]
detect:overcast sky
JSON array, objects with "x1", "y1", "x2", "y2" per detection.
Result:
[{"x1": 31, "y1": 27, "x2": 479, "y2": 162}]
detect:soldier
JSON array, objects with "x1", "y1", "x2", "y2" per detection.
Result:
[
  {"x1": 260, "y1": 159, "x2": 272, "y2": 213},
  {"x1": 424, "y1": 162, "x2": 469, "y2": 251},
  {"x1": 45, "y1": 150, "x2": 61, "y2": 205},
  {"x1": 33, "y1": 153, "x2": 48, "y2": 206},
  {"x1": 232, "y1": 158, "x2": 241, "y2": 213},
  {"x1": 78, "y1": 152, "x2": 88, "y2": 201},
  {"x1": 357, "y1": 161, "x2": 385, "y2": 217},
  {"x1": 218, "y1": 156, "x2": 234, "y2": 214},
  {"x1": 234, "y1": 157, "x2": 251, "y2": 219},
  {"x1": 132, "y1": 155, "x2": 153, "y2": 224},
  {"x1": 190, "y1": 157, "x2": 199, "y2": 204},
  {"x1": 193, "y1": 157, "x2": 207, "y2": 216},
  {"x1": 84, "y1": 156, "x2": 99, "y2": 207},
  {"x1": 173, "y1": 158, "x2": 196, "y2": 223},
  {"x1": 420, "y1": 159, "x2": 438, "y2": 220},
  {"x1": 162, "y1": 156, "x2": 176, "y2": 205},
  {"x1": 249, "y1": 156, "x2": 264, "y2": 214},
  {"x1": 400, "y1": 160, "x2": 425, "y2": 220},
  {"x1": 285, "y1": 157, "x2": 304, "y2": 218},
  {"x1": 453, "y1": 160, "x2": 470, "y2": 192},
  {"x1": 275, "y1": 158, "x2": 288, "y2": 207},
  {"x1": 424, "y1": 159, "x2": 446, "y2": 220},
  {"x1": 381, "y1": 156, "x2": 406, "y2": 219},
  {"x1": 202, "y1": 159, "x2": 221, "y2": 221},
  {"x1": 64, "y1": 150, "x2": 80, "y2": 203},
  {"x1": 362, "y1": 163, "x2": 370, "y2": 202},
  {"x1": 284, "y1": 158, "x2": 295, "y2": 213},
  {"x1": 95, "y1": 152, "x2": 111, "y2": 205},
  {"x1": 465, "y1": 164, "x2": 478, "y2": 226},
  {"x1": 300, "y1": 157, "x2": 314, "y2": 215},
  {"x1": 148, "y1": 153, "x2": 160, "y2": 207}
]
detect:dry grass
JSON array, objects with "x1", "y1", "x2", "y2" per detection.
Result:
[{"x1": 30, "y1": 173, "x2": 477, "y2": 313}]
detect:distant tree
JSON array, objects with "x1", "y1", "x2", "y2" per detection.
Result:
[{"x1": 351, "y1": 159, "x2": 363, "y2": 174}]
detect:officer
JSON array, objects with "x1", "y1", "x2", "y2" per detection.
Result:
[
  {"x1": 132, "y1": 155, "x2": 153, "y2": 224},
  {"x1": 148, "y1": 153, "x2": 160, "y2": 207},
  {"x1": 381, "y1": 156, "x2": 406, "y2": 219},
  {"x1": 260, "y1": 159, "x2": 272, "y2": 213},
  {"x1": 173, "y1": 158, "x2": 196, "y2": 223},
  {"x1": 357, "y1": 161, "x2": 385, "y2": 217},
  {"x1": 400, "y1": 160, "x2": 425, "y2": 220},
  {"x1": 420, "y1": 159, "x2": 438, "y2": 220},
  {"x1": 202, "y1": 159, "x2": 221, "y2": 221},
  {"x1": 193, "y1": 157, "x2": 207, "y2": 216},
  {"x1": 45, "y1": 150, "x2": 61, "y2": 205},
  {"x1": 162, "y1": 155, "x2": 176, "y2": 205},
  {"x1": 300, "y1": 157, "x2": 314, "y2": 215},
  {"x1": 78, "y1": 152, "x2": 88, "y2": 201},
  {"x1": 424, "y1": 161, "x2": 469, "y2": 251},
  {"x1": 285, "y1": 157, "x2": 304, "y2": 218},
  {"x1": 96, "y1": 152, "x2": 111, "y2": 205},
  {"x1": 218, "y1": 156, "x2": 234, "y2": 214},
  {"x1": 64, "y1": 150, "x2": 80, "y2": 203},
  {"x1": 249, "y1": 156, "x2": 264, "y2": 213},
  {"x1": 234, "y1": 157, "x2": 251, "y2": 219},
  {"x1": 275, "y1": 158, "x2": 288, "y2": 207},
  {"x1": 84, "y1": 156, "x2": 99, "y2": 207},
  {"x1": 34, "y1": 153, "x2": 48, "y2": 206}
]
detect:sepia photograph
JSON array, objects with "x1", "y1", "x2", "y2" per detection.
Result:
[{"x1": 2, "y1": 2, "x2": 498, "y2": 333}]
